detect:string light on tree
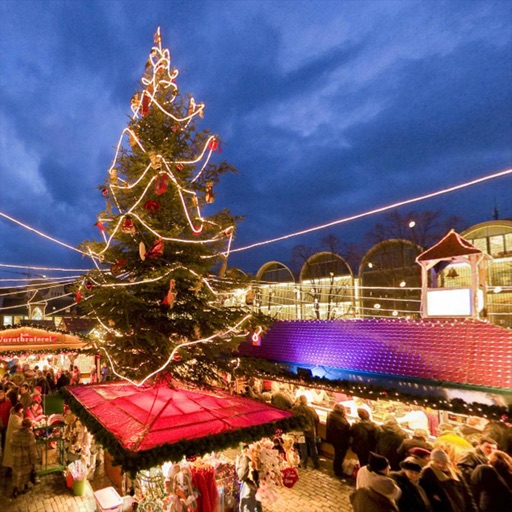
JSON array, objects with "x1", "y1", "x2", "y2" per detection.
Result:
[{"x1": 75, "y1": 28, "x2": 269, "y2": 384}]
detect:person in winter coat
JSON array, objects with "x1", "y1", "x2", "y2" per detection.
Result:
[
  {"x1": 292, "y1": 395, "x2": 320, "y2": 469},
  {"x1": 34, "y1": 371, "x2": 50, "y2": 396},
  {"x1": 11, "y1": 418, "x2": 37, "y2": 498},
  {"x1": 326, "y1": 403, "x2": 350, "y2": 477},
  {"x1": 0, "y1": 389, "x2": 13, "y2": 451},
  {"x1": 356, "y1": 452, "x2": 401, "y2": 500},
  {"x1": 2, "y1": 403, "x2": 24, "y2": 474},
  {"x1": 236, "y1": 444, "x2": 262, "y2": 512},
  {"x1": 390, "y1": 457, "x2": 433, "y2": 512},
  {"x1": 351, "y1": 473, "x2": 401, "y2": 512},
  {"x1": 419, "y1": 448, "x2": 478, "y2": 512},
  {"x1": 457, "y1": 437, "x2": 497, "y2": 485},
  {"x1": 470, "y1": 464, "x2": 512, "y2": 512},
  {"x1": 489, "y1": 450, "x2": 512, "y2": 490},
  {"x1": 350, "y1": 408, "x2": 379, "y2": 466},
  {"x1": 397, "y1": 429, "x2": 433, "y2": 461},
  {"x1": 376, "y1": 415, "x2": 409, "y2": 470}
]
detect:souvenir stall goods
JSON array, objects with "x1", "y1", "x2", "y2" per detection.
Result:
[
  {"x1": 33, "y1": 413, "x2": 66, "y2": 476},
  {"x1": 135, "y1": 453, "x2": 237, "y2": 512}
]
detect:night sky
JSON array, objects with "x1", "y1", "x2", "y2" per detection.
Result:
[{"x1": 1, "y1": 0, "x2": 511, "y2": 280}]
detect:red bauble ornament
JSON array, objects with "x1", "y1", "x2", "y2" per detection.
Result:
[
  {"x1": 144, "y1": 200, "x2": 160, "y2": 215},
  {"x1": 111, "y1": 257, "x2": 127, "y2": 276},
  {"x1": 208, "y1": 138, "x2": 219, "y2": 151},
  {"x1": 102, "y1": 188, "x2": 109, "y2": 196},
  {"x1": 75, "y1": 291, "x2": 82, "y2": 303}
]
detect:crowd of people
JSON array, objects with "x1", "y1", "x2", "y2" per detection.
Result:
[
  {"x1": 240, "y1": 378, "x2": 512, "y2": 512},
  {"x1": 333, "y1": 407, "x2": 512, "y2": 512},
  {"x1": 0, "y1": 357, "x2": 110, "y2": 500}
]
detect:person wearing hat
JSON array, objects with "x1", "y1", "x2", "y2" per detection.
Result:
[
  {"x1": 419, "y1": 448, "x2": 478, "y2": 512},
  {"x1": 397, "y1": 428, "x2": 434, "y2": 462},
  {"x1": 390, "y1": 457, "x2": 433, "y2": 511},
  {"x1": 357, "y1": 451, "x2": 392, "y2": 488},
  {"x1": 408, "y1": 446, "x2": 432, "y2": 468},
  {"x1": 351, "y1": 473, "x2": 401, "y2": 512}
]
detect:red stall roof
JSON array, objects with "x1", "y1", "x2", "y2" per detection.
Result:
[{"x1": 64, "y1": 381, "x2": 297, "y2": 472}]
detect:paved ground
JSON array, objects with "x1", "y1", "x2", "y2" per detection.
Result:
[{"x1": 1, "y1": 454, "x2": 355, "y2": 512}]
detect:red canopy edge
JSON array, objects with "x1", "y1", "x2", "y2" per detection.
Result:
[{"x1": 62, "y1": 382, "x2": 301, "y2": 474}]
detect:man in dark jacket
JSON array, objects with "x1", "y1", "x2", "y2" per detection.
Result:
[
  {"x1": 457, "y1": 437, "x2": 497, "y2": 484},
  {"x1": 292, "y1": 395, "x2": 320, "y2": 469},
  {"x1": 350, "y1": 408, "x2": 379, "y2": 466},
  {"x1": 377, "y1": 415, "x2": 409, "y2": 470},
  {"x1": 326, "y1": 403, "x2": 350, "y2": 477},
  {"x1": 397, "y1": 428, "x2": 433, "y2": 461},
  {"x1": 390, "y1": 457, "x2": 432, "y2": 512}
]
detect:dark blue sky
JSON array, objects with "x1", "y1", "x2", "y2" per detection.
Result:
[{"x1": 1, "y1": 0, "x2": 511, "y2": 278}]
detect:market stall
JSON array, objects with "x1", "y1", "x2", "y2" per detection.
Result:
[{"x1": 62, "y1": 380, "x2": 303, "y2": 511}]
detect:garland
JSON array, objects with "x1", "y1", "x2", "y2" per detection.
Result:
[
  {"x1": 0, "y1": 348, "x2": 96, "y2": 358},
  {"x1": 237, "y1": 357, "x2": 512, "y2": 422},
  {"x1": 61, "y1": 387, "x2": 305, "y2": 477},
  {"x1": 0, "y1": 322, "x2": 91, "y2": 338}
]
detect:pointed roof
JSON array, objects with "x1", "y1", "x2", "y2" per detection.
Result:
[
  {"x1": 63, "y1": 381, "x2": 299, "y2": 473},
  {"x1": 416, "y1": 229, "x2": 483, "y2": 262}
]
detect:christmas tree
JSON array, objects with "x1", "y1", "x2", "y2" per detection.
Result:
[{"x1": 77, "y1": 28, "x2": 265, "y2": 384}]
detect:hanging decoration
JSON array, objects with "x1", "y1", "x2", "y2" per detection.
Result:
[
  {"x1": 139, "y1": 242, "x2": 147, "y2": 261},
  {"x1": 94, "y1": 221, "x2": 106, "y2": 233},
  {"x1": 205, "y1": 181, "x2": 215, "y2": 204},
  {"x1": 154, "y1": 174, "x2": 170, "y2": 195},
  {"x1": 161, "y1": 279, "x2": 177, "y2": 308},
  {"x1": 121, "y1": 216, "x2": 136, "y2": 235},
  {"x1": 144, "y1": 239, "x2": 164, "y2": 260},
  {"x1": 111, "y1": 257, "x2": 127, "y2": 276},
  {"x1": 143, "y1": 199, "x2": 160, "y2": 215}
]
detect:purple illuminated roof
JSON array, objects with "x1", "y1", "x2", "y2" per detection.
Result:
[{"x1": 237, "y1": 318, "x2": 512, "y2": 390}]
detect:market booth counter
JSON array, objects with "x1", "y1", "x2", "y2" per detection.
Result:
[{"x1": 62, "y1": 380, "x2": 303, "y2": 511}]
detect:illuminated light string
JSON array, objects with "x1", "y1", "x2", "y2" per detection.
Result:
[
  {"x1": 0, "y1": 279, "x2": 76, "y2": 297},
  {"x1": 88, "y1": 32, "x2": 231, "y2": 267},
  {"x1": 0, "y1": 213, "x2": 84, "y2": 255},
  {"x1": 228, "y1": 168, "x2": 512, "y2": 254},
  {"x1": 0, "y1": 263, "x2": 90, "y2": 273},
  {"x1": 1, "y1": 168, "x2": 510, "y2": 274},
  {"x1": 0, "y1": 277, "x2": 79, "y2": 286},
  {"x1": 0, "y1": 291, "x2": 76, "y2": 312},
  {"x1": 99, "y1": 313, "x2": 254, "y2": 387}
]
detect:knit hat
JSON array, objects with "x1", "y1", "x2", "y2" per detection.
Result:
[
  {"x1": 431, "y1": 448, "x2": 450, "y2": 463},
  {"x1": 368, "y1": 452, "x2": 389, "y2": 472},
  {"x1": 400, "y1": 457, "x2": 422, "y2": 473},
  {"x1": 409, "y1": 447, "x2": 431, "y2": 458},
  {"x1": 371, "y1": 476, "x2": 401, "y2": 500}
]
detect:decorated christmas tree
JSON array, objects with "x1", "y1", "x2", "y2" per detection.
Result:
[{"x1": 77, "y1": 29, "x2": 266, "y2": 384}]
